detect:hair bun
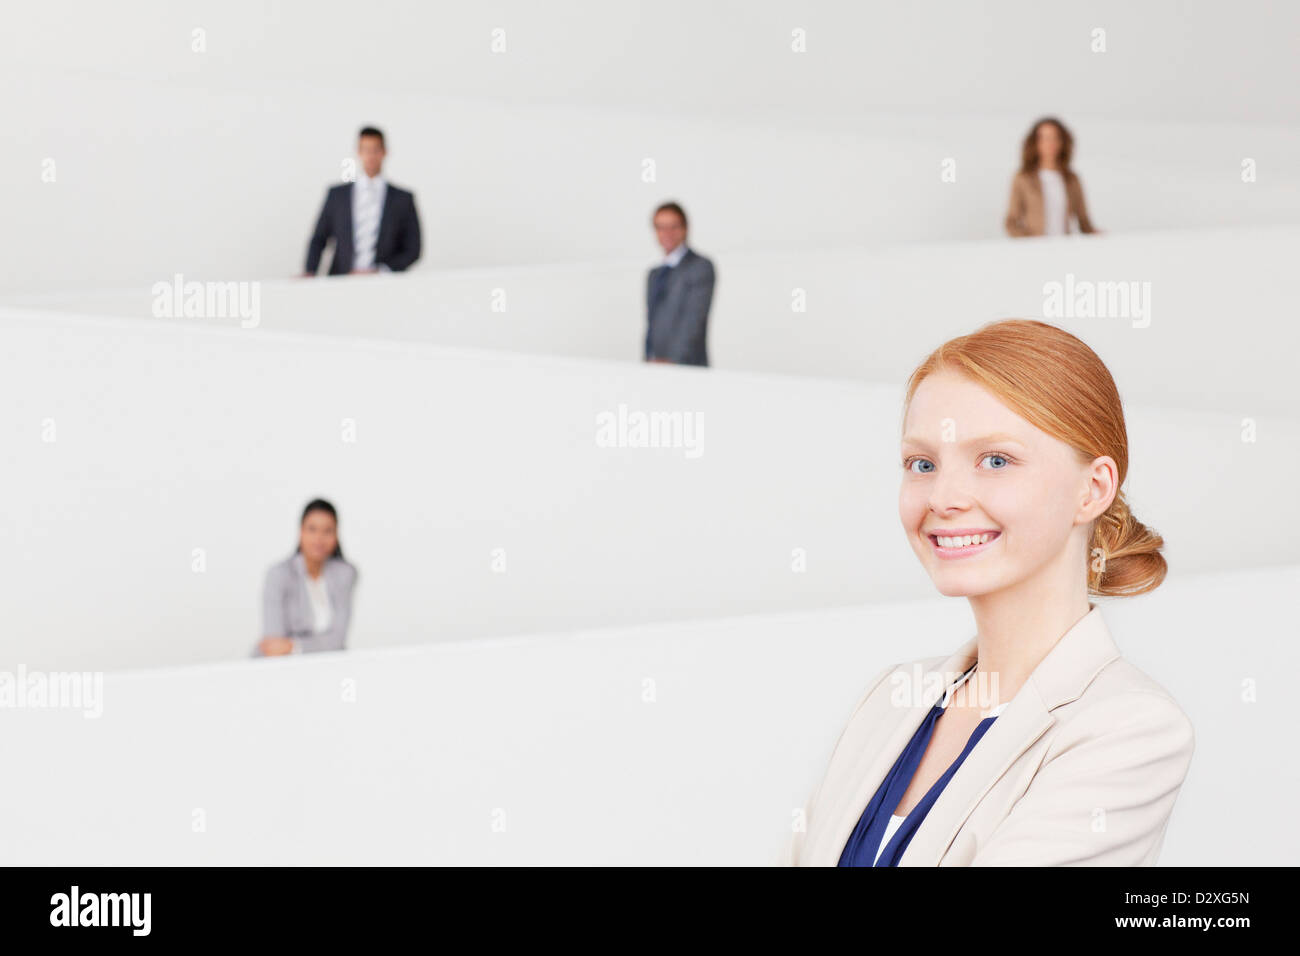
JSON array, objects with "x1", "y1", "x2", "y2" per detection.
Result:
[
  {"x1": 905, "y1": 320, "x2": 1166, "y2": 599},
  {"x1": 1089, "y1": 492, "x2": 1166, "y2": 596}
]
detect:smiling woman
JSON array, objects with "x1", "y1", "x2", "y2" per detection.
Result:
[
  {"x1": 254, "y1": 499, "x2": 360, "y2": 658},
  {"x1": 899, "y1": 319, "x2": 1166, "y2": 599},
  {"x1": 785, "y1": 319, "x2": 1193, "y2": 867}
]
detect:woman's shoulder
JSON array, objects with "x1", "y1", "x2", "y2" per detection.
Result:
[
  {"x1": 326, "y1": 556, "x2": 359, "y2": 585},
  {"x1": 1083, "y1": 654, "x2": 1188, "y2": 711},
  {"x1": 264, "y1": 553, "x2": 298, "y2": 582},
  {"x1": 1053, "y1": 655, "x2": 1195, "y2": 752}
]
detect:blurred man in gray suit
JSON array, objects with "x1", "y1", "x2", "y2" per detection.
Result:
[{"x1": 645, "y1": 202, "x2": 715, "y2": 367}]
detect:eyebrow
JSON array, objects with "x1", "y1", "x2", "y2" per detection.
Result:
[{"x1": 900, "y1": 432, "x2": 1028, "y2": 450}]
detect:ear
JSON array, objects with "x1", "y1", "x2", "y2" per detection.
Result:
[{"x1": 1078, "y1": 455, "x2": 1119, "y2": 524}]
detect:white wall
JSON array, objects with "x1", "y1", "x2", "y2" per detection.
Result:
[
  {"x1": 12, "y1": 1, "x2": 1300, "y2": 124},
  {"x1": 1, "y1": 565, "x2": 1290, "y2": 865},
  {"x1": 4, "y1": 2, "x2": 1300, "y2": 293},
  {"x1": 9, "y1": 226, "x2": 1299, "y2": 417},
  {"x1": 2, "y1": 0, "x2": 1294, "y2": 869},
  {"x1": 2, "y1": 309, "x2": 1296, "y2": 672}
]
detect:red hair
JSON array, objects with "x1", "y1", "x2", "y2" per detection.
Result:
[{"x1": 904, "y1": 319, "x2": 1165, "y2": 596}]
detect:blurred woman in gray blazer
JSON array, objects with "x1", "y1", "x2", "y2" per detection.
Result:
[{"x1": 254, "y1": 499, "x2": 359, "y2": 656}]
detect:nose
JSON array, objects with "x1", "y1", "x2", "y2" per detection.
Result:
[{"x1": 926, "y1": 466, "x2": 975, "y2": 517}]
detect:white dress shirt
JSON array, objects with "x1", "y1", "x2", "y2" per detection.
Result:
[
  {"x1": 661, "y1": 242, "x2": 689, "y2": 268},
  {"x1": 1037, "y1": 168, "x2": 1069, "y2": 235},
  {"x1": 304, "y1": 574, "x2": 333, "y2": 634},
  {"x1": 351, "y1": 172, "x2": 387, "y2": 271},
  {"x1": 289, "y1": 572, "x2": 333, "y2": 654}
]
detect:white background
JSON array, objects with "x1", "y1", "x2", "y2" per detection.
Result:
[
  {"x1": 2, "y1": 1, "x2": 1299, "y2": 292},
  {"x1": 2, "y1": 0, "x2": 1296, "y2": 867}
]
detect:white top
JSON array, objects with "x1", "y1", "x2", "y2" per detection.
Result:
[
  {"x1": 873, "y1": 665, "x2": 1008, "y2": 864},
  {"x1": 304, "y1": 573, "x2": 333, "y2": 634},
  {"x1": 661, "y1": 242, "x2": 688, "y2": 268},
  {"x1": 351, "y1": 172, "x2": 387, "y2": 270},
  {"x1": 874, "y1": 813, "x2": 908, "y2": 865},
  {"x1": 1037, "y1": 168, "x2": 1069, "y2": 235}
]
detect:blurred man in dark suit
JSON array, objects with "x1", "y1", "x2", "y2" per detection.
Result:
[
  {"x1": 304, "y1": 127, "x2": 421, "y2": 276},
  {"x1": 644, "y1": 202, "x2": 715, "y2": 367}
]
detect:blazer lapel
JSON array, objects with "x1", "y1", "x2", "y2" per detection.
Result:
[
  {"x1": 659, "y1": 252, "x2": 697, "y2": 333},
  {"x1": 660, "y1": 265, "x2": 684, "y2": 329},
  {"x1": 899, "y1": 604, "x2": 1121, "y2": 865},
  {"x1": 898, "y1": 687, "x2": 1054, "y2": 865},
  {"x1": 1027, "y1": 170, "x2": 1044, "y2": 232},
  {"x1": 337, "y1": 183, "x2": 355, "y2": 271},
  {"x1": 290, "y1": 553, "x2": 311, "y2": 635},
  {"x1": 324, "y1": 558, "x2": 344, "y2": 614},
  {"x1": 376, "y1": 188, "x2": 396, "y2": 257},
  {"x1": 1063, "y1": 172, "x2": 1080, "y2": 233},
  {"x1": 804, "y1": 641, "x2": 975, "y2": 866}
]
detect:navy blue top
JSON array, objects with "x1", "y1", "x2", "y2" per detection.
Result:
[{"x1": 838, "y1": 677, "x2": 999, "y2": 867}]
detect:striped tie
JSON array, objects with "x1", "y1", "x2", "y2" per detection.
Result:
[{"x1": 353, "y1": 182, "x2": 382, "y2": 270}]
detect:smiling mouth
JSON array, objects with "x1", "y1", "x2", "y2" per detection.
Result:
[{"x1": 927, "y1": 531, "x2": 1001, "y2": 559}]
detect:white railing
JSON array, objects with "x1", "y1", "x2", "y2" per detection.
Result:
[
  {"x1": 7, "y1": 225, "x2": 1298, "y2": 416},
  {"x1": 1, "y1": 308, "x2": 1296, "y2": 671},
  {"x1": 0, "y1": 565, "x2": 1288, "y2": 865}
]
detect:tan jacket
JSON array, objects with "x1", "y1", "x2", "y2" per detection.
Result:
[
  {"x1": 1004, "y1": 168, "x2": 1096, "y2": 236},
  {"x1": 783, "y1": 604, "x2": 1194, "y2": 866}
]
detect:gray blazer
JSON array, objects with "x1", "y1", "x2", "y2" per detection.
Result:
[
  {"x1": 255, "y1": 553, "x2": 358, "y2": 655},
  {"x1": 645, "y1": 249, "x2": 715, "y2": 366}
]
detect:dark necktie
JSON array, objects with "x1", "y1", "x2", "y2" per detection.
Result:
[
  {"x1": 646, "y1": 264, "x2": 673, "y2": 359},
  {"x1": 648, "y1": 263, "x2": 671, "y2": 313}
]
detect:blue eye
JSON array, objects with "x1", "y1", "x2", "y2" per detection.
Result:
[
  {"x1": 981, "y1": 454, "x2": 1009, "y2": 469},
  {"x1": 907, "y1": 458, "x2": 935, "y2": 474}
]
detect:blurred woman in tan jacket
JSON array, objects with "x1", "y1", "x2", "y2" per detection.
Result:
[{"x1": 1005, "y1": 117, "x2": 1099, "y2": 237}]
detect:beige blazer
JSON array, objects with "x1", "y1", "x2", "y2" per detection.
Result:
[
  {"x1": 1004, "y1": 168, "x2": 1096, "y2": 236},
  {"x1": 784, "y1": 605, "x2": 1194, "y2": 866}
]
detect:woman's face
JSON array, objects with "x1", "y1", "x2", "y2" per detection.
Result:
[
  {"x1": 299, "y1": 511, "x2": 338, "y2": 564},
  {"x1": 898, "y1": 369, "x2": 1113, "y2": 599},
  {"x1": 1035, "y1": 123, "x2": 1063, "y2": 164}
]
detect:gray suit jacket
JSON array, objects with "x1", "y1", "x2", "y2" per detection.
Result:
[
  {"x1": 645, "y1": 249, "x2": 715, "y2": 366},
  {"x1": 255, "y1": 553, "x2": 358, "y2": 655}
]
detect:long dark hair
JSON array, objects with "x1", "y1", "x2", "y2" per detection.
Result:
[
  {"x1": 1019, "y1": 116, "x2": 1075, "y2": 175},
  {"x1": 297, "y1": 498, "x2": 343, "y2": 559}
]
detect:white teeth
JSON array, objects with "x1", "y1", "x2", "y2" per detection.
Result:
[{"x1": 935, "y1": 533, "x2": 995, "y2": 548}]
